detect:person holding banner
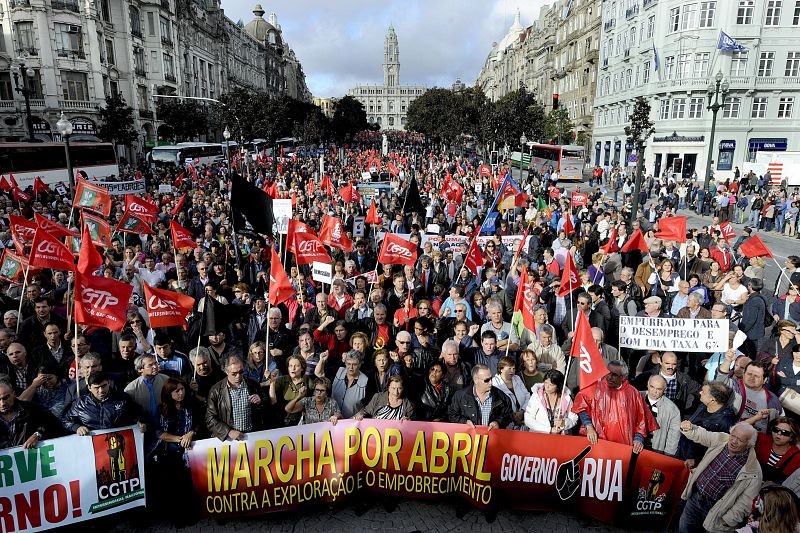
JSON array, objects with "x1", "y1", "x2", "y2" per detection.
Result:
[
  {"x1": 0, "y1": 377, "x2": 65, "y2": 449},
  {"x1": 524, "y1": 369, "x2": 577, "y2": 434},
  {"x1": 205, "y1": 355, "x2": 265, "y2": 441}
]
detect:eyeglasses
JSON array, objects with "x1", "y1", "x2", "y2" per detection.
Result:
[
  {"x1": 773, "y1": 428, "x2": 794, "y2": 437},
  {"x1": 397, "y1": 340, "x2": 411, "y2": 344},
  {"x1": 481, "y1": 377, "x2": 492, "y2": 383},
  {"x1": 314, "y1": 389, "x2": 327, "y2": 393}
]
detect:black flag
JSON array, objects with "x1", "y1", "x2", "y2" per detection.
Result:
[
  {"x1": 201, "y1": 297, "x2": 248, "y2": 336},
  {"x1": 231, "y1": 173, "x2": 275, "y2": 238},
  {"x1": 402, "y1": 176, "x2": 425, "y2": 216}
]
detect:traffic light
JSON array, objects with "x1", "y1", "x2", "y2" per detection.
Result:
[
  {"x1": 553, "y1": 93, "x2": 559, "y2": 110},
  {"x1": 490, "y1": 150, "x2": 498, "y2": 165}
]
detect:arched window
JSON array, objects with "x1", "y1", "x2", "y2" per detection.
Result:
[{"x1": 129, "y1": 6, "x2": 142, "y2": 35}]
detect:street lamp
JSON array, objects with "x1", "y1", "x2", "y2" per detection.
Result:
[
  {"x1": 704, "y1": 71, "x2": 729, "y2": 188},
  {"x1": 56, "y1": 112, "x2": 74, "y2": 196},
  {"x1": 520, "y1": 132, "x2": 528, "y2": 175},
  {"x1": 223, "y1": 126, "x2": 230, "y2": 164},
  {"x1": 11, "y1": 58, "x2": 36, "y2": 142}
]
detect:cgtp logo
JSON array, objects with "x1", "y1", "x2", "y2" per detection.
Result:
[
  {"x1": 14, "y1": 225, "x2": 34, "y2": 239},
  {"x1": 129, "y1": 203, "x2": 148, "y2": 214},
  {"x1": 298, "y1": 240, "x2": 322, "y2": 253},
  {"x1": 148, "y1": 295, "x2": 177, "y2": 310},
  {"x1": 82, "y1": 288, "x2": 119, "y2": 309},
  {"x1": 387, "y1": 242, "x2": 412, "y2": 258},
  {"x1": 578, "y1": 343, "x2": 593, "y2": 373},
  {"x1": 36, "y1": 240, "x2": 59, "y2": 255}
]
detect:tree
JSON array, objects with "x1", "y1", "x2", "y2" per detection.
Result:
[
  {"x1": 406, "y1": 88, "x2": 456, "y2": 143},
  {"x1": 543, "y1": 108, "x2": 574, "y2": 145},
  {"x1": 453, "y1": 87, "x2": 490, "y2": 144},
  {"x1": 481, "y1": 89, "x2": 546, "y2": 149},
  {"x1": 294, "y1": 107, "x2": 329, "y2": 145},
  {"x1": 156, "y1": 99, "x2": 208, "y2": 141},
  {"x1": 330, "y1": 96, "x2": 368, "y2": 141},
  {"x1": 624, "y1": 96, "x2": 655, "y2": 225},
  {"x1": 97, "y1": 93, "x2": 137, "y2": 148}
]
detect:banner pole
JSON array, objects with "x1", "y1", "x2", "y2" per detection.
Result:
[
  {"x1": 74, "y1": 307, "x2": 79, "y2": 398},
  {"x1": 772, "y1": 257, "x2": 796, "y2": 295},
  {"x1": 15, "y1": 262, "x2": 31, "y2": 335},
  {"x1": 265, "y1": 301, "x2": 271, "y2": 374}
]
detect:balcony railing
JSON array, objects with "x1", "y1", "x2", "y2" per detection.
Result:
[
  {"x1": 625, "y1": 5, "x2": 639, "y2": 19},
  {"x1": 623, "y1": 49, "x2": 631, "y2": 60},
  {"x1": 131, "y1": 28, "x2": 143, "y2": 39},
  {"x1": 59, "y1": 99, "x2": 94, "y2": 110},
  {"x1": 164, "y1": 73, "x2": 176, "y2": 83},
  {"x1": 161, "y1": 37, "x2": 173, "y2": 47},
  {"x1": 51, "y1": 0, "x2": 79, "y2": 12},
  {"x1": 604, "y1": 19, "x2": 616, "y2": 32},
  {"x1": 139, "y1": 109, "x2": 153, "y2": 119},
  {"x1": 15, "y1": 47, "x2": 37, "y2": 56},
  {"x1": 643, "y1": 0, "x2": 658, "y2": 8},
  {"x1": 0, "y1": 100, "x2": 14, "y2": 109},
  {"x1": 57, "y1": 48, "x2": 85, "y2": 59},
  {"x1": 29, "y1": 99, "x2": 44, "y2": 107},
  {"x1": 10, "y1": 0, "x2": 30, "y2": 8},
  {"x1": 135, "y1": 67, "x2": 146, "y2": 77}
]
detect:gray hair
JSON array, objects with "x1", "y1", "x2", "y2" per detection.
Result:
[
  {"x1": 3, "y1": 311, "x2": 18, "y2": 320},
  {"x1": 134, "y1": 354, "x2": 156, "y2": 371},
  {"x1": 373, "y1": 303, "x2": 387, "y2": 314},
  {"x1": 224, "y1": 354, "x2": 245, "y2": 371},
  {"x1": 591, "y1": 327, "x2": 605, "y2": 341},
  {"x1": 688, "y1": 291, "x2": 704, "y2": 304},
  {"x1": 730, "y1": 422, "x2": 758, "y2": 447},
  {"x1": 621, "y1": 267, "x2": 634, "y2": 277},
  {"x1": 485, "y1": 299, "x2": 503, "y2": 313},
  {"x1": 471, "y1": 364, "x2": 490, "y2": 380},
  {"x1": 607, "y1": 359, "x2": 629, "y2": 376},
  {"x1": 81, "y1": 352, "x2": 102, "y2": 366},
  {"x1": 343, "y1": 350, "x2": 363, "y2": 365},
  {"x1": 396, "y1": 330, "x2": 412, "y2": 342},
  {"x1": 540, "y1": 324, "x2": 555, "y2": 336},
  {"x1": 189, "y1": 346, "x2": 212, "y2": 363},
  {"x1": 268, "y1": 307, "x2": 282, "y2": 318},
  {"x1": 441, "y1": 339, "x2": 459, "y2": 355},
  {"x1": 648, "y1": 374, "x2": 667, "y2": 388}
]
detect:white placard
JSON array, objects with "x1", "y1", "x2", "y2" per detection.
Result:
[
  {"x1": 273, "y1": 198, "x2": 292, "y2": 235},
  {"x1": 312, "y1": 261, "x2": 333, "y2": 285},
  {"x1": 618, "y1": 316, "x2": 729, "y2": 353},
  {"x1": 158, "y1": 184, "x2": 173, "y2": 194},
  {"x1": 353, "y1": 215, "x2": 365, "y2": 238}
]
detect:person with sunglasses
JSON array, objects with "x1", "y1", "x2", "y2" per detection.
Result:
[
  {"x1": 754, "y1": 417, "x2": 800, "y2": 484},
  {"x1": 284, "y1": 377, "x2": 340, "y2": 426},
  {"x1": 447, "y1": 364, "x2": 512, "y2": 430}
]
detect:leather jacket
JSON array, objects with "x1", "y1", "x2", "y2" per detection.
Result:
[
  {"x1": 205, "y1": 377, "x2": 265, "y2": 440},
  {"x1": 63, "y1": 389, "x2": 141, "y2": 432},
  {"x1": 419, "y1": 380, "x2": 453, "y2": 421}
]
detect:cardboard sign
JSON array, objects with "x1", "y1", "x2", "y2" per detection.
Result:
[{"x1": 311, "y1": 261, "x2": 333, "y2": 285}]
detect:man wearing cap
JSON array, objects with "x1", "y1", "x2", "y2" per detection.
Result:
[
  {"x1": 638, "y1": 296, "x2": 670, "y2": 318},
  {"x1": 246, "y1": 294, "x2": 269, "y2": 346},
  {"x1": 327, "y1": 279, "x2": 354, "y2": 319}
]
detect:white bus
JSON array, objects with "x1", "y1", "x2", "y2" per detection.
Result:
[
  {"x1": 0, "y1": 142, "x2": 118, "y2": 188},
  {"x1": 148, "y1": 142, "x2": 224, "y2": 167},
  {"x1": 527, "y1": 143, "x2": 586, "y2": 181}
]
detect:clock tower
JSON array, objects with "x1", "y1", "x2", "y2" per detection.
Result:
[{"x1": 383, "y1": 25, "x2": 400, "y2": 87}]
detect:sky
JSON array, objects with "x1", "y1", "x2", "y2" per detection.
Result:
[{"x1": 224, "y1": 0, "x2": 554, "y2": 98}]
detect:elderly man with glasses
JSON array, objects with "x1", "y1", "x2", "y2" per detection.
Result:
[{"x1": 447, "y1": 364, "x2": 511, "y2": 429}]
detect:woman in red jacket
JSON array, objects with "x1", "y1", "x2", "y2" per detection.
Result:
[{"x1": 755, "y1": 416, "x2": 800, "y2": 484}]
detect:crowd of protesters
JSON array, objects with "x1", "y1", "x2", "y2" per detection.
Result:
[{"x1": 1, "y1": 141, "x2": 800, "y2": 531}]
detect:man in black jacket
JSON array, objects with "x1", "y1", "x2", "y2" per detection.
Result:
[
  {"x1": 0, "y1": 378, "x2": 65, "y2": 449},
  {"x1": 63, "y1": 372, "x2": 144, "y2": 435},
  {"x1": 739, "y1": 278, "x2": 767, "y2": 359},
  {"x1": 632, "y1": 351, "x2": 702, "y2": 416},
  {"x1": 448, "y1": 365, "x2": 512, "y2": 429}
]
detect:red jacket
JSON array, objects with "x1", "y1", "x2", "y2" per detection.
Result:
[
  {"x1": 755, "y1": 431, "x2": 800, "y2": 483},
  {"x1": 312, "y1": 329, "x2": 349, "y2": 363},
  {"x1": 327, "y1": 292, "x2": 354, "y2": 319},
  {"x1": 709, "y1": 247, "x2": 732, "y2": 272}
]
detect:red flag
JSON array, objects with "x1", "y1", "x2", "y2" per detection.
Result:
[
  {"x1": 29, "y1": 229, "x2": 75, "y2": 272},
  {"x1": 306, "y1": 180, "x2": 316, "y2": 196},
  {"x1": 77, "y1": 222, "x2": 103, "y2": 275},
  {"x1": 33, "y1": 177, "x2": 49, "y2": 195},
  {"x1": 124, "y1": 194, "x2": 159, "y2": 222},
  {"x1": 81, "y1": 211, "x2": 112, "y2": 248},
  {"x1": 463, "y1": 239, "x2": 484, "y2": 276},
  {"x1": 378, "y1": 233, "x2": 417, "y2": 267},
  {"x1": 654, "y1": 216, "x2": 687, "y2": 243},
  {"x1": 0, "y1": 249, "x2": 30, "y2": 282},
  {"x1": 174, "y1": 172, "x2": 185, "y2": 187},
  {"x1": 0, "y1": 176, "x2": 11, "y2": 192},
  {"x1": 558, "y1": 252, "x2": 580, "y2": 297},
  {"x1": 479, "y1": 164, "x2": 492, "y2": 177},
  {"x1": 143, "y1": 284, "x2": 195, "y2": 329},
  {"x1": 171, "y1": 193, "x2": 187, "y2": 216},
  {"x1": 321, "y1": 175, "x2": 334, "y2": 196},
  {"x1": 9, "y1": 214, "x2": 37, "y2": 254},
  {"x1": 170, "y1": 220, "x2": 197, "y2": 249},
  {"x1": 318, "y1": 215, "x2": 353, "y2": 252},
  {"x1": 340, "y1": 183, "x2": 361, "y2": 204},
  {"x1": 513, "y1": 226, "x2": 531, "y2": 265},
  {"x1": 365, "y1": 200, "x2": 382, "y2": 225},
  {"x1": 293, "y1": 232, "x2": 332, "y2": 265},
  {"x1": 287, "y1": 219, "x2": 316, "y2": 254},
  {"x1": 115, "y1": 211, "x2": 154, "y2": 235},
  {"x1": 600, "y1": 226, "x2": 619, "y2": 254},
  {"x1": 73, "y1": 179, "x2": 111, "y2": 216},
  {"x1": 739, "y1": 234, "x2": 774, "y2": 258},
  {"x1": 562, "y1": 213, "x2": 575, "y2": 237},
  {"x1": 719, "y1": 222, "x2": 736, "y2": 243},
  {"x1": 491, "y1": 173, "x2": 503, "y2": 192},
  {"x1": 34, "y1": 213, "x2": 75, "y2": 239},
  {"x1": 513, "y1": 268, "x2": 536, "y2": 332},
  {"x1": 12, "y1": 188, "x2": 30, "y2": 204},
  {"x1": 549, "y1": 187, "x2": 561, "y2": 200},
  {"x1": 457, "y1": 163, "x2": 466, "y2": 177},
  {"x1": 74, "y1": 272, "x2": 133, "y2": 331},
  {"x1": 188, "y1": 164, "x2": 198, "y2": 182},
  {"x1": 442, "y1": 174, "x2": 464, "y2": 204},
  {"x1": 570, "y1": 192, "x2": 588, "y2": 207},
  {"x1": 8, "y1": 174, "x2": 18, "y2": 189},
  {"x1": 387, "y1": 162, "x2": 400, "y2": 176},
  {"x1": 570, "y1": 309, "x2": 610, "y2": 389},
  {"x1": 621, "y1": 228, "x2": 650, "y2": 254},
  {"x1": 268, "y1": 247, "x2": 294, "y2": 306}
]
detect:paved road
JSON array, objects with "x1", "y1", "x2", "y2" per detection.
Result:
[{"x1": 107, "y1": 500, "x2": 652, "y2": 532}]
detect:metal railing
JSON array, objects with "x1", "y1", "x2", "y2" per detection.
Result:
[
  {"x1": 131, "y1": 28, "x2": 143, "y2": 38},
  {"x1": 643, "y1": 0, "x2": 658, "y2": 8},
  {"x1": 164, "y1": 73, "x2": 176, "y2": 83},
  {"x1": 57, "y1": 48, "x2": 85, "y2": 59},
  {"x1": 59, "y1": 99, "x2": 94, "y2": 110},
  {"x1": 161, "y1": 37, "x2": 173, "y2": 47},
  {"x1": 10, "y1": 0, "x2": 30, "y2": 8},
  {"x1": 15, "y1": 47, "x2": 37, "y2": 56},
  {"x1": 604, "y1": 19, "x2": 616, "y2": 32},
  {"x1": 626, "y1": 5, "x2": 639, "y2": 19},
  {"x1": 51, "y1": 0, "x2": 79, "y2": 12},
  {"x1": 135, "y1": 67, "x2": 146, "y2": 77}
]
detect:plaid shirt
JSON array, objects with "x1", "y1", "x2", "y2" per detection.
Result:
[
  {"x1": 662, "y1": 374, "x2": 678, "y2": 401},
  {"x1": 694, "y1": 448, "x2": 748, "y2": 501},
  {"x1": 228, "y1": 383, "x2": 252, "y2": 432},
  {"x1": 474, "y1": 388, "x2": 493, "y2": 426},
  {"x1": 298, "y1": 397, "x2": 341, "y2": 424},
  {"x1": 14, "y1": 367, "x2": 28, "y2": 392}
]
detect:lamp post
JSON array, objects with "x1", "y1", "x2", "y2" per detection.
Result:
[
  {"x1": 520, "y1": 132, "x2": 528, "y2": 177},
  {"x1": 11, "y1": 58, "x2": 36, "y2": 142},
  {"x1": 704, "y1": 71, "x2": 729, "y2": 189},
  {"x1": 223, "y1": 126, "x2": 230, "y2": 166},
  {"x1": 56, "y1": 112, "x2": 74, "y2": 195}
]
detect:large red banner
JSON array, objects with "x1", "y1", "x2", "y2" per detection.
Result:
[{"x1": 188, "y1": 420, "x2": 687, "y2": 527}]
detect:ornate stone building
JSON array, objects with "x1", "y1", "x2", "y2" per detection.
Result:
[{"x1": 347, "y1": 26, "x2": 426, "y2": 131}]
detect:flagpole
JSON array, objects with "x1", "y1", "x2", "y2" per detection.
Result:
[
  {"x1": 772, "y1": 257, "x2": 796, "y2": 294},
  {"x1": 265, "y1": 301, "x2": 271, "y2": 374},
  {"x1": 15, "y1": 261, "x2": 32, "y2": 335},
  {"x1": 173, "y1": 241, "x2": 182, "y2": 291}
]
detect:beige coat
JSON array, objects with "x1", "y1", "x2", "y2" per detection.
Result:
[{"x1": 680, "y1": 426, "x2": 762, "y2": 533}]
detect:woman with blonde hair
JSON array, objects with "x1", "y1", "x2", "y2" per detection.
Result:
[{"x1": 588, "y1": 251, "x2": 606, "y2": 287}]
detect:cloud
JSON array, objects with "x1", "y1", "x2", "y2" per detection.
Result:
[{"x1": 223, "y1": 0, "x2": 554, "y2": 97}]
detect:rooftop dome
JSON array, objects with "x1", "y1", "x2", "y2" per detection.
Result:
[
  {"x1": 244, "y1": 4, "x2": 282, "y2": 48},
  {"x1": 496, "y1": 10, "x2": 524, "y2": 53}
]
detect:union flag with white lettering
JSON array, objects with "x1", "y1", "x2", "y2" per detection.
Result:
[
  {"x1": 9, "y1": 214, "x2": 37, "y2": 254},
  {"x1": 143, "y1": 284, "x2": 195, "y2": 329},
  {"x1": 124, "y1": 194, "x2": 159, "y2": 223},
  {"x1": 378, "y1": 233, "x2": 417, "y2": 267},
  {"x1": 318, "y1": 215, "x2": 353, "y2": 252},
  {"x1": 293, "y1": 232, "x2": 332, "y2": 265},
  {"x1": 74, "y1": 272, "x2": 133, "y2": 331},
  {"x1": 29, "y1": 229, "x2": 75, "y2": 272}
]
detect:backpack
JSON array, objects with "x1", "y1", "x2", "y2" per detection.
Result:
[{"x1": 759, "y1": 295, "x2": 775, "y2": 328}]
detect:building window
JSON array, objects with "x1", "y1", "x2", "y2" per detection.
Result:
[
  {"x1": 55, "y1": 23, "x2": 84, "y2": 58},
  {"x1": 647, "y1": 15, "x2": 655, "y2": 38},
  {"x1": 137, "y1": 85, "x2": 148, "y2": 110},
  {"x1": 100, "y1": 0, "x2": 111, "y2": 22},
  {"x1": 751, "y1": 97, "x2": 768, "y2": 118},
  {"x1": 133, "y1": 47, "x2": 145, "y2": 74},
  {"x1": 0, "y1": 73, "x2": 12, "y2": 101},
  {"x1": 61, "y1": 71, "x2": 89, "y2": 101},
  {"x1": 688, "y1": 97, "x2": 704, "y2": 118},
  {"x1": 660, "y1": 99, "x2": 670, "y2": 120},
  {"x1": 786, "y1": 51, "x2": 800, "y2": 76},
  {"x1": 765, "y1": 0, "x2": 782, "y2": 25},
  {"x1": 678, "y1": 54, "x2": 691, "y2": 78},
  {"x1": 14, "y1": 21, "x2": 35, "y2": 54},
  {"x1": 669, "y1": 7, "x2": 680, "y2": 32},
  {"x1": 159, "y1": 17, "x2": 171, "y2": 43},
  {"x1": 147, "y1": 12, "x2": 155, "y2": 36},
  {"x1": 150, "y1": 51, "x2": 159, "y2": 73},
  {"x1": 613, "y1": 73, "x2": 619, "y2": 92},
  {"x1": 778, "y1": 96, "x2": 794, "y2": 117},
  {"x1": 694, "y1": 52, "x2": 709, "y2": 77},
  {"x1": 105, "y1": 39, "x2": 114, "y2": 65},
  {"x1": 731, "y1": 51, "x2": 748, "y2": 75},
  {"x1": 723, "y1": 97, "x2": 741, "y2": 118},
  {"x1": 794, "y1": 0, "x2": 800, "y2": 24},
  {"x1": 664, "y1": 56, "x2": 675, "y2": 79},
  {"x1": 699, "y1": 2, "x2": 716, "y2": 27},
  {"x1": 643, "y1": 61, "x2": 651, "y2": 83},
  {"x1": 163, "y1": 53, "x2": 174, "y2": 77},
  {"x1": 671, "y1": 98, "x2": 686, "y2": 119},
  {"x1": 758, "y1": 52, "x2": 775, "y2": 76},
  {"x1": 681, "y1": 4, "x2": 698, "y2": 30},
  {"x1": 130, "y1": 6, "x2": 142, "y2": 36},
  {"x1": 737, "y1": 0, "x2": 754, "y2": 24}
]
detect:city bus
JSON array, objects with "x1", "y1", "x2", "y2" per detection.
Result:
[
  {"x1": 0, "y1": 142, "x2": 118, "y2": 188},
  {"x1": 148, "y1": 142, "x2": 224, "y2": 167},
  {"x1": 527, "y1": 143, "x2": 586, "y2": 181}
]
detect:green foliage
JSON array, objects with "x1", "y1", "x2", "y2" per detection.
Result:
[
  {"x1": 543, "y1": 109, "x2": 574, "y2": 145},
  {"x1": 97, "y1": 93, "x2": 137, "y2": 147},
  {"x1": 330, "y1": 96, "x2": 368, "y2": 141},
  {"x1": 156, "y1": 99, "x2": 209, "y2": 141},
  {"x1": 405, "y1": 87, "x2": 490, "y2": 144},
  {"x1": 624, "y1": 96, "x2": 655, "y2": 148},
  {"x1": 481, "y1": 89, "x2": 546, "y2": 148}
]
